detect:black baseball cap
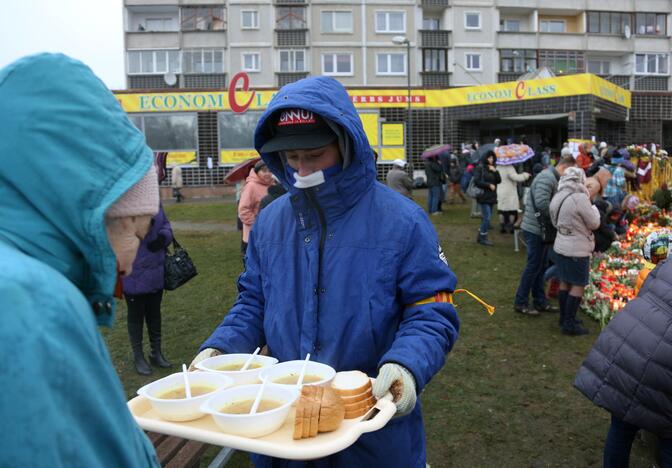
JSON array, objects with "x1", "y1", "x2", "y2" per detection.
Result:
[{"x1": 260, "y1": 108, "x2": 337, "y2": 153}]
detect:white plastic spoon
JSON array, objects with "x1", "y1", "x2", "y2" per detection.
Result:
[
  {"x1": 182, "y1": 364, "x2": 192, "y2": 399},
  {"x1": 240, "y1": 347, "x2": 261, "y2": 371},
  {"x1": 296, "y1": 353, "x2": 311, "y2": 389},
  {"x1": 249, "y1": 379, "x2": 267, "y2": 415}
]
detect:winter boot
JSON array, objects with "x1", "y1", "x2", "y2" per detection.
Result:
[
  {"x1": 558, "y1": 290, "x2": 582, "y2": 326},
  {"x1": 147, "y1": 311, "x2": 172, "y2": 368},
  {"x1": 477, "y1": 232, "x2": 493, "y2": 246},
  {"x1": 128, "y1": 318, "x2": 152, "y2": 375},
  {"x1": 562, "y1": 295, "x2": 589, "y2": 336}
]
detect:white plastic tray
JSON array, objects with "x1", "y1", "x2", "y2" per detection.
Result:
[{"x1": 128, "y1": 389, "x2": 395, "y2": 460}]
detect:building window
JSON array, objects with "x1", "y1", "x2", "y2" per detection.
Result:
[
  {"x1": 500, "y1": 19, "x2": 520, "y2": 32},
  {"x1": 279, "y1": 50, "x2": 306, "y2": 72},
  {"x1": 134, "y1": 114, "x2": 198, "y2": 151},
  {"x1": 375, "y1": 11, "x2": 405, "y2": 33},
  {"x1": 465, "y1": 53, "x2": 481, "y2": 71},
  {"x1": 182, "y1": 49, "x2": 224, "y2": 74},
  {"x1": 143, "y1": 18, "x2": 175, "y2": 32},
  {"x1": 587, "y1": 12, "x2": 632, "y2": 35},
  {"x1": 423, "y1": 49, "x2": 447, "y2": 72},
  {"x1": 242, "y1": 53, "x2": 261, "y2": 72},
  {"x1": 219, "y1": 111, "x2": 263, "y2": 151},
  {"x1": 376, "y1": 53, "x2": 406, "y2": 75},
  {"x1": 636, "y1": 53, "x2": 669, "y2": 75},
  {"x1": 539, "y1": 50, "x2": 585, "y2": 74},
  {"x1": 423, "y1": 17, "x2": 440, "y2": 30},
  {"x1": 322, "y1": 53, "x2": 353, "y2": 76},
  {"x1": 587, "y1": 60, "x2": 611, "y2": 75},
  {"x1": 499, "y1": 49, "x2": 537, "y2": 73},
  {"x1": 128, "y1": 50, "x2": 180, "y2": 74},
  {"x1": 635, "y1": 13, "x2": 667, "y2": 36},
  {"x1": 464, "y1": 12, "x2": 481, "y2": 30},
  {"x1": 181, "y1": 7, "x2": 226, "y2": 31},
  {"x1": 241, "y1": 10, "x2": 259, "y2": 29},
  {"x1": 276, "y1": 7, "x2": 306, "y2": 30},
  {"x1": 540, "y1": 19, "x2": 566, "y2": 33},
  {"x1": 321, "y1": 11, "x2": 353, "y2": 33}
]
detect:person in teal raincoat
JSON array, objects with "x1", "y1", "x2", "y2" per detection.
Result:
[
  {"x1": 0, "y1": 54, "x2": 160, "y2": 467},
  {"x1": 190, "y1": 76, "x2": 460, "y2": 467}
]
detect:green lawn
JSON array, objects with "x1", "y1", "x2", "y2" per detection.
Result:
[{"x1": 103, "y1": 197, "x2": 655, "y2": 467}]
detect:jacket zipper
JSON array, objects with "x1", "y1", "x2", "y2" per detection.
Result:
[{"x1": 305, "y1": 188, "x2": 327, "y2": 355}]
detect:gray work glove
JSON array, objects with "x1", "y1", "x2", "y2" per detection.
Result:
[
  {"x1": 372, "y1": 363, "x2": 417, "y2": 418},
  {"x1": 188, "y1": 347, "x2": 221, "y2": 371}
]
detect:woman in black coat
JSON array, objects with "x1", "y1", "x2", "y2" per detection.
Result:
[
  {"x1": 473, "y1": 151, "x2": 501, "y2": 246},
  {"x1": 574, "y1": 258, "x2": 672, "y2": 466}
]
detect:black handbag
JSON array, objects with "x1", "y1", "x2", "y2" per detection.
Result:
[{"x1": 164, "y1": 238, "x2": 197, "y2": 290}]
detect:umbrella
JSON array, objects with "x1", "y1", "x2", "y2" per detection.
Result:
[
  {"x1": 471, "y1": 143, "x2": 497, "y2": 163},
  {"x1": 421, "y1": 144, "x2": 452, "y2": 159},
  {"x1": 493, "y1": 144, "x2": 535, "y2": 166},
  {"x1": 224, "y1": 157, "x2": 261, "y2": 184}
]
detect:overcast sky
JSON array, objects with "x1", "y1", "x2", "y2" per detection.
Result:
[{"x1": 0, "y1": 0, "x2": 125, "y2": 89}]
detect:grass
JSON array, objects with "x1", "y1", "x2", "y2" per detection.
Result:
[{"x1": 102, "y1": 197, "x2": 655, "y2": 467}]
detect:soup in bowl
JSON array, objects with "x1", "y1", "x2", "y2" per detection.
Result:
[
  {"x1": 201, "y1": 384, "x2": 300, "y2": 438},
  {"x1": 259, "y1": 360, "x2": 336, "y2": 388},
  {"x1": 196, "y1": 353, "x2": 278, "y2": 386},
  {"x1": 137, "y1": 372, "x2": 234, "y2": 422}
]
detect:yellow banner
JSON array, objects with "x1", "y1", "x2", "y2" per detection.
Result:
[
  {"x1": 166, "y1": 151, "x2": 197, "y2": 167},
  {"x1": 382, "y1": 123, "x2": 404, "y2": 146},
  {"x1": 220, "y1": 149, "x2": 259, "y2": 165},
  {"x1": 360, "y1": 113, "x2": 379, "y2": 146},
  {"x1": 114, "y1": 74, "x2": 630, "y2": 113},
  {"x1": 381, "y1": 148, "x2": 405, "y2": 161}
]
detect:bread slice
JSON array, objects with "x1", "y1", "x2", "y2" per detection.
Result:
[
  {"x1": 309, "y1": 386, "x2": 323, "y2": 437},
  {"x1": 340, "y1": 387, "x2": 373, "y2": 405},
  {"x1": 293, "y1": 402, "x2": 304, "y2": 440},
  {"x1": 301, "y1": 386, "x2": 314, "y2": 439},
  {"x1": 332, "y1": 371, "x2": 371, "y2": 397},
  {"x1": 344, "y1": 399, "x2": 375, "y2": 419},
  {"x1": 344, "y1": 394, "x2": 375, "y2": 412},
  {"x1": 318, "y1": 386, "x2": 345, "y2": 433}
]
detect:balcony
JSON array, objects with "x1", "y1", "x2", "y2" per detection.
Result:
[
  {"x1": 597, "y1": 75, "x2": 631, "y2": 90},
  {"x1": 128, "y1": 75, "x2": 176, "y2": 90},
  {"x1": 495, "y1": 0, "x2": 538, "y2": 8},
  {"x1": 183, "y1": 74, "x2": 227, "y2": 89},
  {"x1": 276, "y1": 30, "x2": 308, "y2": 47},
  {"x1": 421, "y1": 0, "x2": 449, "y2": 9},
  {"x1": 634, "y1": 76, "x2": 669, "y2": 91},
  {"x1": 182, "y1": 32, "x2": 227, "y2": 48},
  {"x1": 126, "y1": 31, "x2": 180, "y2": 49},
  {"x1": 420, "y1": 30, "x2": 451, "y2": 48},
  {"x1": 497, "y1": 31, "x2": 538, "y2": 50},
  {"x1": 498, "y1": 72, "x2": 522, "y2": 82},
  {"x1": 586, "y1": 35, "x2": 634, "y2": 53},
  {"x1": 276, "y1": 72, "x2": 309, "y2": 87},
  {"x1": 538, "y1": 33, "x2": 585, "y2": 50},
  {"x1": 420, "y1": 71, "x2": 451, "y2": 88},
  {"x1": 275, "y1": 0, "x2": 306, "y2": 4}
]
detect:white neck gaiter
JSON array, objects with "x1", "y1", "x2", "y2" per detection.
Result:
[{"x1": 293, "y1": 170, "x2": 326, "y2": 189}]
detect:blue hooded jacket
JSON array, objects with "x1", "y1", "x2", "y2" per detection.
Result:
[
  {"x1": 201, "y1": 77, "x2": 459, "y2": 467},
  {"x1": 0, "y1": 54, "x2": 159, "y2": 466}
]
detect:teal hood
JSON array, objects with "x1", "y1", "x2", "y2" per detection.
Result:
[{"x1": 0, "y1": 54, "x2": 154, "y2": 326}]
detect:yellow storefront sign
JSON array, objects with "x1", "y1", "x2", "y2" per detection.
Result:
[
  {"x1": 115, "y1": 73, "x2": 630, "y2": 113},
  {"x1": 382, "y1": 124, "x2": 404, "y2": 146},
  {"x1": 220, "y1": 149, "x2": 259, "y2": 165},
  {"x1": 166, "y1": 151, "x2": 197, "y2": 167},
  {"x1": 359, "y1": 113, "x2": 379, "y2": 146},
  {"x1": 381, "y1": 148, "x2": 405, "y2": 161}
]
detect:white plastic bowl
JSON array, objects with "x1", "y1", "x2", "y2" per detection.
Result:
[
  {"x1": 258, "y1": 360, "x2": 336, "y2": 388},
  {"x1": 201, "y1": 384, "x2": 299, "y2": 438},
  {"x1": 137, "y1": 372, "x2": 234, "y2": 422},
  {"x1": 195, "y1": 354, "x2": 279, "y2": 385}
]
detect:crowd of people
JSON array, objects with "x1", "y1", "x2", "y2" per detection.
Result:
[{"x1": 5, "y1": 52, "x2": 672, "y2": 467}]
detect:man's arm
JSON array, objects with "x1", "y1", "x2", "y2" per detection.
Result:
[
  {"x1": 200, "y1": 229, "x2": 266, "y2": 353},
  {"x1": 535, "y1": 174, "x2": 555, "y2": 218},
  {"x1": 378, "y1": 211, "x2": 460, "y2": 392}
]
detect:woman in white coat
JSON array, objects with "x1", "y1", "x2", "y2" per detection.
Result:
[{"x1": 496, "y1": 164, "x2": 530, "y2": 233}]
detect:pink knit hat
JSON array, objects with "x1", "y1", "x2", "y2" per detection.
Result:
[{"x1": 106, "y1": 165, "x2": 160, "y2": 218}]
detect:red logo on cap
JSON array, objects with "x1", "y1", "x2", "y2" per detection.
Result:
[{"x1": 277, "y1": 109, "x2": 316, "y2": 126}]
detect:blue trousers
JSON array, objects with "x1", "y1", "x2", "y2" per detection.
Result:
[
  {"x1": 428, "y1": 186, "x2": 442, "y2": 213},
  {"x1": 478, "y1": 203, "x2": 493, "y2": 234},
  {"x1": 603, "y1": 414, "x2": 672, "y2": 468},
  {"x1": 514, "y1": 230, "x2": 549, "y2": 308}
]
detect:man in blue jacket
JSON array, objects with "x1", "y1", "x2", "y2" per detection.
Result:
[{"x1": 191, "y1": 77, "x2": 460, "y2": 467}]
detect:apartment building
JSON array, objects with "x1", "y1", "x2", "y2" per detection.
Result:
[{"x1": 123, "y1": 0, "x2": 672, "y2": 91}]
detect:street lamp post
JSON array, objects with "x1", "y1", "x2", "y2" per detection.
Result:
[{"x1": 393, "y1": 36, "x2": 412, "y2": 166}]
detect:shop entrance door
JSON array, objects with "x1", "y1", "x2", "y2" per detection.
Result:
[{"x1": 475, "y1": 116, "x2": 568, "y2": 151}]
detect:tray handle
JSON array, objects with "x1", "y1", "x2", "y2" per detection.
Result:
[{"x1": 356, "y1": 400, "x2": 397, "y2": 434}]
